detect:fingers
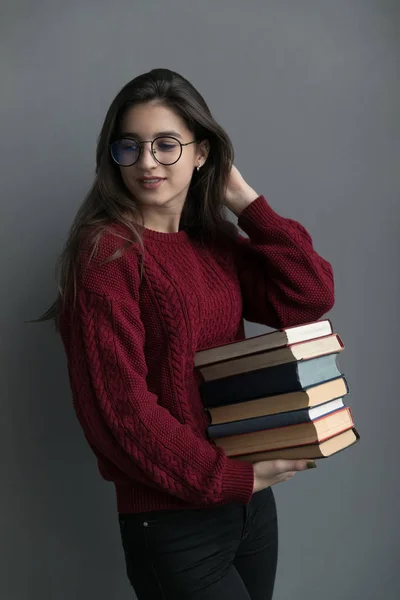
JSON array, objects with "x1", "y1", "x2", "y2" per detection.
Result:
[
  {"x1": 275, "y1": 470, "x2": 297, "y2": 483},
  {"x1": 253, "y1": 458, "x2": 318, "y2": 492},
  {"x1": 278, "y1": 461, "x2": 317, "y2": 484},
  {"x1": 273, "y1": 459, "x2": 304, "y2": 473},
  {"x1": 274, "y1": 459, "x2": 316, "y2": 473}
]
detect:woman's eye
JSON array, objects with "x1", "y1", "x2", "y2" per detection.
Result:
[
  {"x1": 157, "y1": 143, "x2": 176, "y2": 151},
  {"x1": 119, "y1": 140, "x2": 139, "y2": 151}
]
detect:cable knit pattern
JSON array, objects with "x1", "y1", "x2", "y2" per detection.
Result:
[{"x1": 59, "y1": 195, "x2": 335, "y2": 514}]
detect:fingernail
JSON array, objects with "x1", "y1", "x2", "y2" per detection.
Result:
[{"x1": 306, "y1": 461, "x2": 317, "y2": 469}]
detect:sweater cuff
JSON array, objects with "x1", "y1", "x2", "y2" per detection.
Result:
[
  {"x1": 221, "y1": 457, "x2": 254, "y2": 505},
  {"x1": 238, "y1": 195, "x2": 286, "y2": 241}
]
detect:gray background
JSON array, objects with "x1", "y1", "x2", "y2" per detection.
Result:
[{"x1": 1, "y1": 1, "x2": 399, "y2": 598}]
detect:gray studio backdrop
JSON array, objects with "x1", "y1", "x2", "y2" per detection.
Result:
[{"x1": 2, "y1": 1, "x2": 399, "y2": 599}]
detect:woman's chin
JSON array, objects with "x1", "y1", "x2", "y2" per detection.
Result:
[{"x1": 134, "y1": 194, "x2": 172, "y2": 207}]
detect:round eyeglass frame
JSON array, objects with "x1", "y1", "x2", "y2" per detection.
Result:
[{"x1": 110, "y1": 136, "x2": 198, "y2": 167}]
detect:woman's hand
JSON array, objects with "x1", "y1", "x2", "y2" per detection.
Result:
[
  {"x1": 252, "y1": 458, "x2": 317, "y2": 493},
  {"x1": 223, "y1": 165, "x2": 259, "y2": 216}
]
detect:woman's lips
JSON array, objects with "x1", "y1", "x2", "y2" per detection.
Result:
[{"x1": 137, "y1": 178, "x2": 166, "y2": 190}]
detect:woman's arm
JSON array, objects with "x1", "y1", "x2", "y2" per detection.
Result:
[
  {"x1": 233, "y1": 195, "x2": 334, "y2": 327},
  {"x1": 223, "y1": 168, "x2": 334, "y2": 328},
  {"x1": 61, "y1": 237, "x2": 254, "y2": 507}
]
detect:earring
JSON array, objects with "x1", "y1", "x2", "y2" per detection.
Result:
[{"x1": 197, "y1": 165, "x2": 201, "y2": 172}]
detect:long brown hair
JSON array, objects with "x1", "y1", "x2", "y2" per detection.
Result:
[{"x1": 34, "y1": 68, "x2": 238, "y2": 329}]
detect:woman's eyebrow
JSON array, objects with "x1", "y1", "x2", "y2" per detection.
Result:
[{"x1": 120, "y1": 130, "x2": 183, "y2": 139}]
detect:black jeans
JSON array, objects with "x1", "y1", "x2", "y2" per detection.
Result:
[{"x1": 118, "y1": 487, "x2": 278, "y2": 600}]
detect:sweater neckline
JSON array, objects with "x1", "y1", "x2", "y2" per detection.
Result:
[{"x1": 139, "y1": 226, "x2": 190, "y2": 244}]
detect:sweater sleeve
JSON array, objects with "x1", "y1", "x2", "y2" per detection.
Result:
[
  {"x1": 65, "y1": 256, "x2": 255, "y2": 507},
  {"x1": 232, "y1": 195, "x2": 335, "y2": 328}
]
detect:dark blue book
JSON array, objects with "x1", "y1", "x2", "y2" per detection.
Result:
[
  {"x1": 207, "y1": 397, "x2": 345, "y2": 439},
  {"x1": 201, "y1": 353, "x2": 342, "y2": 408}
]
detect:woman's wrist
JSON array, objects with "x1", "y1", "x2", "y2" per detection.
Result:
[
  {"x1": 225, "y1": 186, "x2": 259, "y2": 216},
  {"x1": 252, "y1": 467, "x2": 261, "y2": 494}
]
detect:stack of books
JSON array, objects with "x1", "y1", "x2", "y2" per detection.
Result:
[{"x1": 195, "y1": 320, "x2": 359, "y2": 463}]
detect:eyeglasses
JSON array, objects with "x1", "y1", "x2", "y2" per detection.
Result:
[{"x1": 110, "y1": 136, "x2": 198, "y2": 167}]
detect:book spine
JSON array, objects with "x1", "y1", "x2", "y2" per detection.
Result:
[
  {"x1": 233, "y1": 427, "x2": 360, "y2": 462},
  {"x1": 201, "y1": 354, "x2": 341, "y2": 408},
  {"x1": 200, "y1": 333, "x2": 343, "y2": 382},
  {"x1": 220, "y1": 419, "x2": 354, "y2": 458},
  {"x1": 207, "y1": 403, "x2": 344, "y2": 439},
  {"x1": 195, "y1": 319, "x2": 333, "y2": 368},
  {"x1": 208, "y1": 376, "x2": 348, "y2": 424},
  {"x1": 201, "y1": 361, "x2": 303, "y2": 408}
]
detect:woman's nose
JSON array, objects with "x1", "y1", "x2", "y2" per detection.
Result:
[{"x1": 138, "y1": 142, "x2": 158, "y2": 168}]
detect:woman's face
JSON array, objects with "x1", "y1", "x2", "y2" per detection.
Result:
[{"x1": 116, "y1": 102, "x2": 208, "y2": 213}]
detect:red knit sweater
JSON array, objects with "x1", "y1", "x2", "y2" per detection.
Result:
[{"x1": 59, "y1": 195, "x2": 334, "y2": 514}]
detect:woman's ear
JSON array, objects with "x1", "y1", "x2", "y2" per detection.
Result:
[{"x1": 197, "y1": 139, "x2": 210, "y2": 166}]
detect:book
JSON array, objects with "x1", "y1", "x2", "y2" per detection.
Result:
[
  {"x1": 208, "y1": 376, "x2": 348, "y2": 424},
  {"x1": 213, "y1": 406, "x2": 354, "y2": 457},
  {"x1": 207, "y1": 397, "x2": 345, "y2": 439},
  {"x1": 194, "y1": 319, "x2": 333, "y2": 368},
  {"x1": 201, "y1": 352, "x2": 343, "y2": 408},
  {"x1": 232, "y1": 427, "x2": 360, "y2": 463},
  {"x1": 199, "y1": 334, "x2": 343, "y2": 382}
]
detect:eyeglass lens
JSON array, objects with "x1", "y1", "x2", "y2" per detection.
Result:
[{"x1": 111, "y1": 137, "x2": 182, "y2": 166}]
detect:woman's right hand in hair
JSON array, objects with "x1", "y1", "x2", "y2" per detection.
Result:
[{"x1": 252, "y1": 459, "x2": 317, "y2": 493}]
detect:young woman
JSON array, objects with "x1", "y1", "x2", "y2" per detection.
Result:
[{"x1": 41, "y1": 68, "x2": 334, "y2": 599}]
